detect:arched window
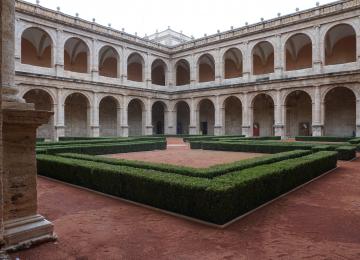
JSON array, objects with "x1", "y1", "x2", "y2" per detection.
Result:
[
  {"x1": 285, "y1": 34, "x2": 312, "y2": 71},
  {"x1": 325, "y1": 24, "x2": 356, "y2": 65},
  {"x1": 21, "y1": 27, "x2": 52, "y2": 67},
  {"x1": 127, "y1": 53, "x2": 144, "y2": 82},
  {"x1": 175, "y1": 59, "x2": 190, "y2": 86},
  {"x1": 252, "y1": 41, "x2": 274, "y2": 75},
  {"x1": 99, "y1": 46, "x2": 119, "y2": 78},
  {"x1": 64, "y1": 37, "x2": 89, "y2": 73},
  {"x1": 151, "y1": 59, "x2": 167, "y2": 86},
  {"x1": 198, "y1": 54, "x2": 215, "y2": 82},
  {"x1": 224, "y1": 48, "x2": 243, "y2": 79}
]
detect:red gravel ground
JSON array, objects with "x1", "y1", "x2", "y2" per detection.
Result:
[
  {"x1": 105, "y1": 138, "x2": 264, "y2": 168},
  {"x1": 10, "y1": 144, "x2": 360, "y2": 259}
]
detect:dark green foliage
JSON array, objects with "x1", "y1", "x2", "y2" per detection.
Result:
[
  {"x1": 58, "y1": 150, "x2": 311, "y2": 178},
  {"x1": 192, "y1": 140, "x2": 356, "y2": 161},
  {"x1": 295, "y1": 136, "x2": 353, "y2": 142},
  {"x1": 335, "y1": 146, "x2": 357, "y2": 161},
  {"x1": 37, "y1": 140, "x2": 166, "y2": 155},
  {"x1": 37, "y1": 151, "x2": 337, "y2": 225}
]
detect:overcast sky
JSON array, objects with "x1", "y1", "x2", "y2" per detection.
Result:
[{"x1": 27, "y1": 0, "x2": 335, "y2": 38}]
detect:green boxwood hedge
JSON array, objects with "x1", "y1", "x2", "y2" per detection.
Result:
[
  {"x1": 37, "y1": 151, "x2": 337, "y2": 225},
  {"x1": 36, "y1": 140, "x2": 166, "y2": 155},
  {"x1": 192, "y1": 141, "x2": 356, "y2": 160},
  {"x1": 58, "y1": 150, "x2": 311, "y2": 179},
  {"x1": 295, "y1": 136, "x2": 353, "y2": 142}
]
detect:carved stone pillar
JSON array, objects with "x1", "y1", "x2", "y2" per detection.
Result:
[{"x1": 0, "y1": 0, "x2": 55, "y2": 252}]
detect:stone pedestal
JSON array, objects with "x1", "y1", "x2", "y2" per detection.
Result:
[
  {"x1": 274, "y1": 124, "x2": 285, "y2": 139},
  {"x1": 242, "y1": 126, "x2": 251, "y2": 137},
  {"x1": 145, "y1": 125, "x2": 153, "y2": 136},
  {"x1": 214, "y1": 125, "x2": 223, "y2": 136},
  {"x1": 356, "y1": 125, "x2": 360, "y2": 137},
  {"x1": 121, "y1": 125, "x2": 129, "y2": 137},
  {"x1": 1, "y1": 107, "x2": 56, "y2": 251},
  {"x1": 54, "y1": 125, "x2": 65, "y2": 141},
  {"x1": 90, "y1": 126, "x2": 100, "y2": 137},
  {"x1": 189, "y1": 125, "x2": 197, "y2": 135},
  {"x1": 312, "y1": 125, "x2": 324, "y2": 137}
]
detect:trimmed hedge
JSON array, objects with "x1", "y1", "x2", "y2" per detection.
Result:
[
  {"x1": 58, "y1": 150, "x2": 311, "y2": 179},
  {"x1": 192, "y1": 141, "x2": 356, "y2": 160},
  {"x1": 37, "y1": 151, "x2": 337, "y2": 224},
  {"x1": 37, "y1": 140, "x2": 166, "y2": 155},
  {"x1": 295, "y1": 136, "x2": 353, "y2": 142},
  {"x1": 349, "y1": 138, "x2": 360, "y2": 145}
]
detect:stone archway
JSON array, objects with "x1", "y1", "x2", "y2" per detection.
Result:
[
  {"x1": 224, "y1": 48, "x2": 243, "y2": 79},
  {"x1": 128, "y1": 99, "x2": 145, "y2": 136},
  {"x1": 152, "y1": 101, "x2": 167, "y2": 135},
  {"x1": 99, "y1": 46, "x2": 119, "y2": 78},
  {"x1": 64, "y1": 93, "x2": 90, "y2": 137},
  {"x1": 99, "y1": 96, "x2": 119, "y2": 137},
  {"x1": 151, "y1": 59, "x2": 167, "y2": 86},
  {"x1": 252, "y1": 41, "x2": 274, "y2": 75},
  {"x1": 64, "y1": 37, "x2": 89, "y2": 73},
  {"x1": 198, "y1": 99, "x2": 215, "y2": 135},
  {"x1": 198, "y1": 54, "x2": 215, "y2": 83},
  {"x1": 285, "y1": 34, "x2": 312, "y2": 71},
  {"x1": 23, "y1": 89, "x2": 54, "y2": 139},
  {"x1": 325, "y1": 24, "x2": 356, "y2": 65},
  {"x1": 324, "y1": 87, "x2": 356, "y2": 136},
  {"x1": 252, "y1": 94, "x2": 274, "y2": 136},
  {"x1": 127, "y1": 53, "x2": 144, "y2": 82},
  {"x1": 21, "y1": 27, "x2": 53, "y2": 67},
  {"x1": 224, "y1": 96, "x2": 242, "y2": 135},
  {"x1": 176, "y1": 101, "x2": 190, "y2": 134},
  {"x1": 175, "y1": 59, "x2": 190, "y2": 86},
  {"x1": 285, "y1": 91, "x2": 312, "y2": 137}
]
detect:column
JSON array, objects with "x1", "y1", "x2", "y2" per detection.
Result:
[
  {"x1": 145, "y1": 53, "x2": 151, "y2": 88},
  {"x1": 242, "y1": 42, "x2": 251, "y2": 82},
  {"x1": 144, "y1": 98, "x2": 153, "y2": 135},
  {"x1": 189, "y1": 98, "x2": 198, "y2": 135},
  {"x1": 215, "y1": 48, "x2": 222, "y2": 83},
  {"x1": 121, "y1": 47, "x2": 128, "y2": 83},
  {"x1": 91, "y1": 39, "x2": 99, "y2": 81},
  {"x1": 274, "y1": 91, "x2": 285, "y2": 138},
  {"x1": 120, "y1": 96, "x2": 129, "y2": 137},
  {"x1": 55, "y1": 29, "x2": 64, "y2": 77},
  {"x1": 242, "y1": 93, "x2": 252, "y2": 137},
  {"x1": 116, "y1": 105, "x2": 122, "y2": 137},
  {"x1": 90, "y1": 93, "x2": 100, "y2": 137},
  {"x1": 214, "y1": 96, "x2": 224, "y2": 136},
  {"x1": 54, "y1": 90, "x2": 65, "y2": 140},
  {"x1": 313, "y1": 25, "x2": 322, "y2": 74},
  {"x1": 356, "y1": 97, "x2": 360, "y2": 137},
  {"x1": 165, "y1": 109, "x2": 176, "y2": 135},
  {"x1": 312, "y1": 86, "x2": 324, "y2": 136},
  {"x1": 274, "y1": 34, "x2": 284, "y2": 78},
  {"x1": 190, "y1": 54, "x2": 196, "y2": 86}
]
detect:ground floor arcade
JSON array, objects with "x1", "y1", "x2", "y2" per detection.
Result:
[{"x1": 19, "y1": 84, "x2": 360, "y2": 140}]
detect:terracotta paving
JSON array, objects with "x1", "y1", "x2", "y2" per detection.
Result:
[
  {"x1": 105, "y1": 138, "x2": 264, "y2": 168},
  {"x1": 10, "y1": 143, "x2": 360, "y2": 260}
]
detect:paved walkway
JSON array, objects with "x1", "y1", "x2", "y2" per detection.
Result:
[
  {"x1": 106, "y1": 138, "x2": 264, "y2": 168},
  {"x1": 10, "y1": 151, "x2": 360, "y2": 259}
]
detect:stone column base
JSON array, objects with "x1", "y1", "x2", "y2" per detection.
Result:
[
  {"x1": 145, "y1": 125, "x2": 153, "y2": 136},
  {"x1": 189, "y1": 126, "x2": 197, "y2": 135},
  {"x1": 90, "y1": 126, "x2": 100, "y2": 137},
  {"x1": 121, "y1": 126, "x2": 129, "y2": 137},
  {"x1": 54, "y1": 125, "x2": 65, "y2": 141},
  {"x1": 242, "y1": 126, "x2": 251, "y2": 137},
  {"x1": 274, "y1": 124, "x2": 285, "y2": 139},
  {"x1": 3, "y1": 215, "x2": 56, "y2": 252},
  {"x1": 356, "y1": 125, "x2": 360, "y2": 137},
  {"x1": 214, "y1": 125, "x2": 223, "y2": 136},
  {"x1": 312, "y1": 125, "x2": 324, "y2": 137}
]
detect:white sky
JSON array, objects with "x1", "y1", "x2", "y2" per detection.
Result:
[{"x1": 27, "y1": 0, "x2": 335, "y2": 38}]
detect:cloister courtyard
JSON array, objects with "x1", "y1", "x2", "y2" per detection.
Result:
[{"x1": 10, "y1": 139, "x2": 360, "y2": 259}]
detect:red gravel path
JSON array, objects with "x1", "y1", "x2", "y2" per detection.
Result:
[
  {"x1": 10, "y1": 153, "x2": 360, "y2": 259},
  {"x1": 106, "y1": 138, "x2": 264, "y2": 168}
]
